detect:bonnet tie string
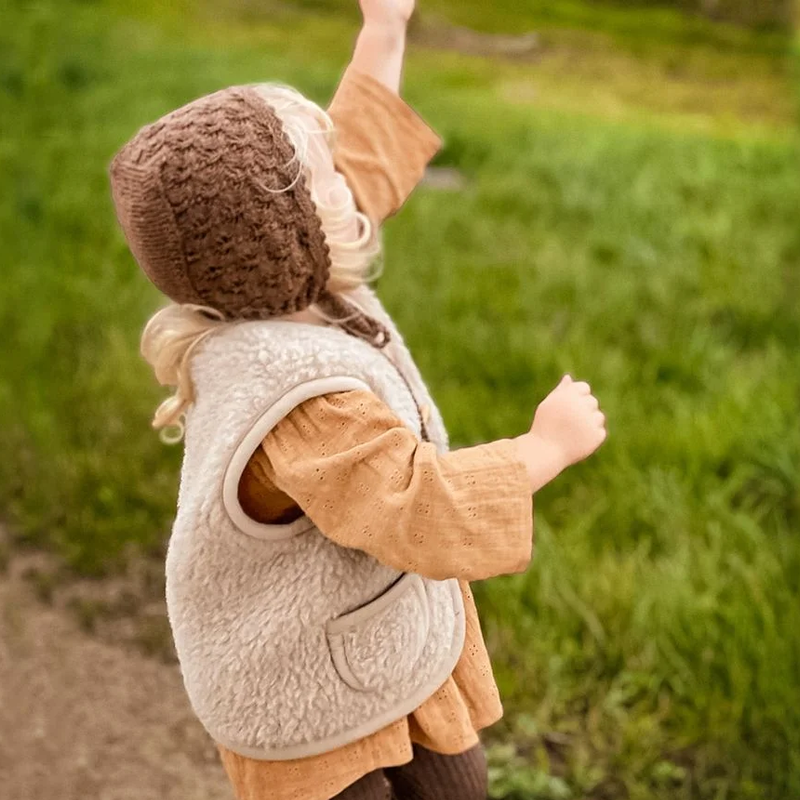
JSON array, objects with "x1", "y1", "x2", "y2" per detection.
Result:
[
  {"x1": 316, "y1": 291, "x2": 392, "y2": 350},
  {"x1": 316, "y1": 291, "x2": 431, "y2": 443}
]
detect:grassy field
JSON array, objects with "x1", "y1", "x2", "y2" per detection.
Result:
[{"x1": 2, "y1": 0, "x2": 799, "y2": 797}]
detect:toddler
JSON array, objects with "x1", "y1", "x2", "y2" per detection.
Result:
[{"x1": 109, "y1": 1, "x2": 607, "y2": 798}]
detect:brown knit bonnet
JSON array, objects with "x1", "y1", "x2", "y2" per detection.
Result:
[{"x1": 109, "y1": 85, "x2": 389, "y2": 346}]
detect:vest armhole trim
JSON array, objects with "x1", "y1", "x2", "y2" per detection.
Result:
[{"x1": 221, "y1": 376, "x2": 373, "y2": 541}]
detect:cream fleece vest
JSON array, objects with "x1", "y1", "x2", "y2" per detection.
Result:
[{"x1": 166, "y1": 287, "x2": 466, "y2": 760}]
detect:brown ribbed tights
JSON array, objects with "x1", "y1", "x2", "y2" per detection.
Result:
[{"x1": 333, "y1": 744, "x2": 487, "y2": 800}]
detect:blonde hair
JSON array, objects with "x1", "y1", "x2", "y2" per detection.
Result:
[{"x1": 140, "y1": 84, "x2": 382, "y2": 443}]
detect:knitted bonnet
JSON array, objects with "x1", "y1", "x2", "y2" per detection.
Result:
[{"x1": 109, "y1": 85, "x2": 389, "y2": 346}]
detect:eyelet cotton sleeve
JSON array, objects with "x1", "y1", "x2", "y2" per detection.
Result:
[{"x1": 248, "y1": 390, "x2": 534, "y2": 582}]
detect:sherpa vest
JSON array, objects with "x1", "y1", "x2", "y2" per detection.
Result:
[{"x1": 166, "y1": 287, "x2": 466, "y2": 760}]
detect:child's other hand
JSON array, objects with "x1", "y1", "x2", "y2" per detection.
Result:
[
  {"x1": 513, "y1": 375, "x2": 606, "y2": 493},
  {"x1": 514, "y1": 375, "x2": 606, "y2": 493},
  {"x1": 359, "y1": 0, "x2": 416, "y2": 28},
  {"x1": 529, "y1": 374, "x2": 607, "y2": 469}
]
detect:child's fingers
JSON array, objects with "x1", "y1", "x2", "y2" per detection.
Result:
[{"x1": 572, "y1": 380, "x2": 592, "y2": 395}]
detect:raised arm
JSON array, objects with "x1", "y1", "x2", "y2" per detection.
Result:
[{"x1": 327, "y1": 0, "x2": 440, "y2": 224}]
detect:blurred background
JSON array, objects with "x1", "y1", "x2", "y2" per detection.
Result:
[{"x1": 1, "y1": 1, "x2": 799, "y2": 798}]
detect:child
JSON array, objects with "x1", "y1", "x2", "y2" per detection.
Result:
[{"x1": 109, "y1": 1, "x2": 607, "y2": 798}]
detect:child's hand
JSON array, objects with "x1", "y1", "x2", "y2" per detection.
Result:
[
  {"x1": 531, "y1": 374, "x2": 607, "y2": 467},
  {"x1": 514, "y1": 375, "x2": 607, "y2": 492},
  {"x1": 359, "y1": 0, "x2": 416, "y2": 28}
]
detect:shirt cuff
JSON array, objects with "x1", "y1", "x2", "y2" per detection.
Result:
[
  {"x1": 328, "y1": 70, "x2": 443, "y2": 222},
  {"x1": 441, "y1": 437, "x2": 535, "y2": 577}
]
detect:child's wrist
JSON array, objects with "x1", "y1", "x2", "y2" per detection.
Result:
[{"x1": 513, "y1": 432, "x2": 568, "y2": 494}]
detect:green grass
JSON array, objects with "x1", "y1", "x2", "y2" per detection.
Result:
[
  {"x1": 132, "y1": 0, "x2": 797, "y2": 136},
  {"x1": 296, "y1": 0, "x2": 792, "y2": 43},
  {"x1": 2, "y1": 0, "x2": 799, "y2": 797}
]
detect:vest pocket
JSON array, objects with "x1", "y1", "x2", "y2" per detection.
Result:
[{"x1": 326, "y1": 572, "x2": 431, "y2": 694}]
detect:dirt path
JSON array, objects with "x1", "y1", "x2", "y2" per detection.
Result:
[{"x1": 0, "y1": 556, "x2": 233, "y2": 800}]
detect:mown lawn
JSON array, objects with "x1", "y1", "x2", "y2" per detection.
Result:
[{"x1": 1, "y1": 1, "x2": 799, "y2": 798}]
